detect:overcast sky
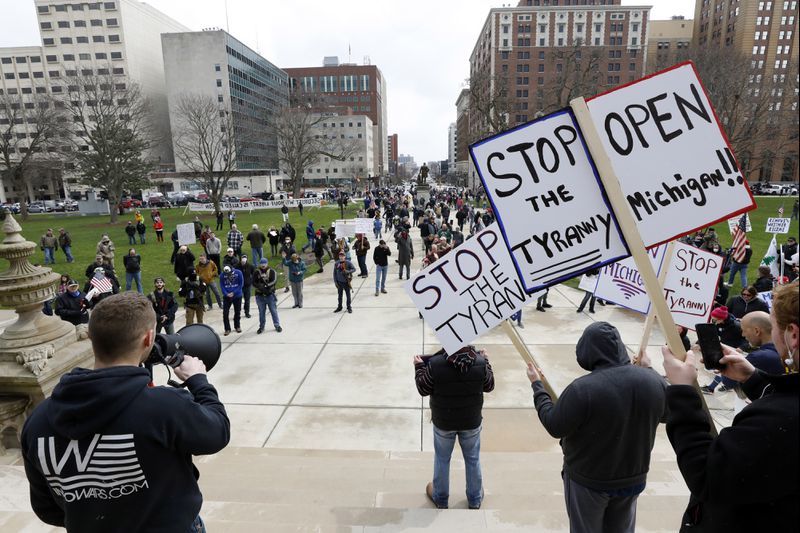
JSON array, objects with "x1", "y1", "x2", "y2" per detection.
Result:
[{"x1": 1, "y1": 0, "x2": 694, "y2": 165}]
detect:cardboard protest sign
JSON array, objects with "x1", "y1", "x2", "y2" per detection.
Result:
[
  {"x1": 578, "y1": 272, "x2": 599, "y2": 293},
  {"x1": 661, "y1": 242, "x2": 723, "y2": 329},
  {"x1": 726, "y1": 213, "x2": 752, "y2": 234},
  {"x1": 594, "y1": 245, "x2": 667, "y2": 314},
  {"x1": 765, "y1": 217, "x2": 791, "y2": 234},
  {"x1": 584, "y1": 62, "x2": 756, "y2": 249},
  {"x1": 176, "y1": 223, "x2": 196, "y2": 246},
  {"x1": 469, "y1": 109, "x2": 629, "y2": 293},
  {"x1": 355, "y1": 218, "x2": 373, "y2": 235},
  {"x1": 335, "y1": 220, "x2": 356, "y2": 238},
  {"x1": 405, "y1": 224, "x2": 542, "y2": 354}
]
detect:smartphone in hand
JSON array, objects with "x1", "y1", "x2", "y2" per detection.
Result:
[{"x1": 695, "y1": 323, "x2": 725, "y2": 371}]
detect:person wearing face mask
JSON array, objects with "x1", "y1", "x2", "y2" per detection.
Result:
[
  {"x1": 283, "y1": 253, "x2": 307, "y2": 308},
  {"x1": 147, "y1": 278, "x2": 178, "y2": 335},
  {"x1": 252, "y1": 258, "x2": 281, "y2": 334},
  {"x1": 54, "y1": 279, "x2": 89, "y2": 326},
  {"x1": 661, "y1": 281, "x2": 799, "y2": 533},
  {"x1": 239, "y1": 255, "x2": 255, "y2": 319},
  {"x1": 220, "y1": 265, "x2": 243, "y2": 336},
  {"x1": 179, "y1": 267, "x2": 207, "y2": 326},
  {"x1": 726, "y1": 285, "x2": 770, "y2": 319},
  {"x1": 280, "y1": 237, "x2": 296, "y2": 293}
]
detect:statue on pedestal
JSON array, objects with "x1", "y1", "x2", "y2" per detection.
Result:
[{"x1": 417, "y1": 163, "x2": 429, "y2": 185}]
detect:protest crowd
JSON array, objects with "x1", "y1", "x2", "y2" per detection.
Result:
[{"x1": 20, "y1": 178, "x2": 798, "y2": 533}]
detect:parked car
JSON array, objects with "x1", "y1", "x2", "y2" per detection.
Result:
[
  {"x1": 119, "y1": 197, "x2": 143, "y2": 209},
  {"x1": 28, "y1": 203, "x2": 45, "y2": 213},
  {"x1": 781, "y1": 184, "x2": 798, "y2": 196},
  {"x1": 762, "y1": 184, "x2": 785, "y2": 195},
  {"x1": 148, "y1": 196, "x2": 171, "y2": 208}
]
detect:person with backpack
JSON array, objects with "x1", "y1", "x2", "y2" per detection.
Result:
[{"x1": 179, "y1": 267, "x2": 207, "y2": 325}]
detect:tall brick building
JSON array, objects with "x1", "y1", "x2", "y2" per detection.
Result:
[
  {"x1": 693, "y1": 0, "x2": 798, "y2": 183},
  {"x1": 469, "y1": 0, "x2": 650, "y2": 136},
  {"x1": 284, "y1": 60, "x2": 388, "y2": 178}
]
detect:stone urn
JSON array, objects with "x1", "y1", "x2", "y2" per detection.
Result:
[{"x1": 0, "y1": 212, "x2": 75, "y2": 363}]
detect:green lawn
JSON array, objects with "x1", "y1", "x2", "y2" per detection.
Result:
[{"x1": 5, "y1": 203, "x2": 363, "y2": 293}]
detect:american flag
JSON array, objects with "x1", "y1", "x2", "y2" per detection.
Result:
[
  {"x1": 731, "y1": 213, "x2": 748, "y2": 262},
  {"x1": 90, "y1": 271, "x2": 113, "y2": 293}
]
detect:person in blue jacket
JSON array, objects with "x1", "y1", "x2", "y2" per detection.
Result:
[{"x1": 220, "y1": 265, "x2": 244, "y2": 336}]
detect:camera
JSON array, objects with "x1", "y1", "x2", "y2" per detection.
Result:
[{"x1": 146, "y1": 324, "x2": 222, "y2": 386}]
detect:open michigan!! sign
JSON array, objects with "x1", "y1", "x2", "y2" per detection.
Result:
[
  {"x1": 585, "y1": 62, "x2": 755, "y2": 249},
  {"x1": 470, "y1": 110, "x2": 629, "y2": 293}
]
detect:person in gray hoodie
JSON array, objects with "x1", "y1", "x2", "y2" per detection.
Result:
[{"x1": 525, "y1": 321, "x2": 667, "y2": 533}]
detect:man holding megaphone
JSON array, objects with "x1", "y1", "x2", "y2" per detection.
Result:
[{"x1": 20, "y1": 292, "x2": 230, "y2": 533}]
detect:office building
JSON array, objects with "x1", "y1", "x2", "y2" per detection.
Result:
[
  {"x1": 387, "y1": 133, "x2": 398, "y2": 177},
  {"x1": 693, "y1": 0, "x2": 798, "y2": 182},
  {"x1": 0, "y1": 0, "x2": 189, "y2": 202},
  {"x1": 647, "y1": 16, "x2": 694, "y2": 73},
  {"x1": 301, "y1": 114, "x2": 374, "y2": 187},
  {"x1": 161, "y1": 30, "x2": 289, "y2": 172},
  {"x1": 285, "y1": 59, "x2": 388, "y2": 177},
  {"x1": 447, "y1": 122, "x2": 457, "y2": 173},
  {"x1": 469, "y1": 0, "x2": 650, "y2": 134}
]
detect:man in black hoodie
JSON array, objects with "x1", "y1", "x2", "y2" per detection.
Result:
[
  {"x1": 21, "y1": 292, "x2": 230, "y2": 532},
  {"x1": 526, "y1": 322, "x2": 667, "y2": 533}
]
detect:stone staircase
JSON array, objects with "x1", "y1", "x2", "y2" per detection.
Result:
[{"x1": 0, "y1": 439, "x2": 690, "y2": 532}]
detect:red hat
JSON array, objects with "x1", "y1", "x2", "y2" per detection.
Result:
[{"x1": 710, "y1": 306, "x2": 729, "y2": 321}]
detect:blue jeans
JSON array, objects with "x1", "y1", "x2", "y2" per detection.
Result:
[
  {"x1": 138, "y1": 233, "x2": 146, "y2": 244},
  {"x1": 432, "y1": 424, "x2": 483, "y2": 509},
  {"x1": 62, "y1": 245, "x2": 74, "y2": 263},
  {"x1": 128, "y1": 234, "x2": 136, "y2": 245},
  {"x1": 256, "y1": 293, "x2": 280, "y2": 330},
  {"x1": 126, "y1": 271, "x2": 143, "y2": 293},
  {"x1": 375, "y1": 265, "x2": 388, "y2": 291},
  {"x1": 43, "y1": 247, "x2": 55, "y2": 264},
  {"x1": 727, "y1": 261, "x2": 748, "y2": 287},
  {"x1": 251, "y1": 246, "x2": 263, "y2": 264},
  {"x1": 205, "y1": 281, "x2": 222, "y2": 307}
]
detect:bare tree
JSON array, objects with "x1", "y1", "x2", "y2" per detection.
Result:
[
  {"x1": 171, "y1": 93, "x2": 236, "y2": 212},
  {"x1": 540, "y1": 42, "x2": 603, "y2": 115},
  {"x1": 0, "y1": 91, "x2": 69, "y2": 218},
  {"x1": 468, "y1": 68, "x2": 512, "y2": 142},
  {"x1": 668, "y1": 46, "x2": 799, "y2": 179},
  {"x1": 63, "y1": 73, "x2": 157, "y2": 223},
  {"x1": 274, "y1": 98, "x2": 359, "y2": 198}
]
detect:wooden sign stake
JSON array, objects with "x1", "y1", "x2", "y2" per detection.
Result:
[
  {"x1": 501, "y1": 320, "x2": 558, "y2": 400},
  {"x1": 637, "y1": 242, "x2": 676, "y2": 357}
]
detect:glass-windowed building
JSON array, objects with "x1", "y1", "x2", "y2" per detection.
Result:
[{"x1": 162, "y1": 30, "x2": 289, "y2": 172}]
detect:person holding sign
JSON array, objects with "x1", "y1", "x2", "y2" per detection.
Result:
[
  {"x1": 414, "y1": 345, "x2": 494, "y2": 510},
  {"x1": 525, "y1": 322, "x2": 667, "y2": 533},
  {"x1": 661, "y1": 281, "x2": 799, "y2": 533}
]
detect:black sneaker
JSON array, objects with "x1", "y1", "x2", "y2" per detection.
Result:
[
  {"x1": 334, "y1": 307, "x2": 342, "y2": 313},
  {"x1": 347, "y1": 308, "x2": 352, "y2": 313},
  {"x1": 699, "y1": 385, "x2": 714, "y2": 395},
  {"x1": 256, "y1": 328, "x2": 263, "y2": 334},
  {"x1": 275, "y1": 326, "x2": 282, "y2": 332},
  {"x1": 542, "y1": 303, "x2": 553, "y2": 308}
]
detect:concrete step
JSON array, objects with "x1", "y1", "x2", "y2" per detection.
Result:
[{"x1": 0, "y1": 446, "x2": 690, "y2": 532}]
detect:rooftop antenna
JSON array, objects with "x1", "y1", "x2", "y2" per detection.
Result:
[
  {"x1": 348, "y1": 43, "x2": 352, "y2": 64},
  {"x1": 224, "y1": 0, "x2": 230, "y2": 32}
]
